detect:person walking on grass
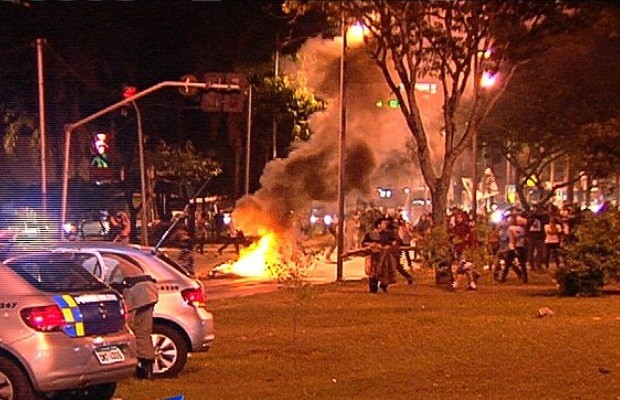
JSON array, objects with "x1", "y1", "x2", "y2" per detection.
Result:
[{"x1": 501, "y1": 215, "x2": 528, "y2": 283}]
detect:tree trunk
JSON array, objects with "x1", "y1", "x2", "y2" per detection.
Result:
[
  {"x1": 430, "y1": 177, "x2": 450, "y2": 226},
  {"x1": 584, "y1": 174, "x2": 593, "y2": 209}
]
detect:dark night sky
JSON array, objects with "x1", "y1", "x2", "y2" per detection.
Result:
[
  {"x1": 1, "y1": 1, "x2": 284, "y2": 87},
  {"x1": 0, "y1": 1, "x2": 295, "y2": 198}
]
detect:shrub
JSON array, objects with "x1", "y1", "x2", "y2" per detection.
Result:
[{"x1": 556, "y1": 208, "x2": 620, "y2": 296}]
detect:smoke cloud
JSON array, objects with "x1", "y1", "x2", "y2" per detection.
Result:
[{"x1": 233, "y1": 36, "x2": 448, "y2": 236}]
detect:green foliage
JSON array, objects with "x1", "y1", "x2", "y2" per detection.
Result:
[
  {"x1": 1, "y1": 106, "x2": 38, "y2": 156},
  {"x1": 575, "y1": 116, "x2": 620, "y2": 180},
  {"x1": 152, "y1": 140, "x2": 221, "y2": 185},
  {"x1": 417, "y1": 226, "x2": 452, "y2": 269},
  {"x1": 256, "y1": 75, "x2": 326, "y2": 142},
  {"x1": 556, "y1": 209, "x2": 620, "y2": 296},
  {"x1": 265, "y1": 243, "x2": 320, "y2": 343}
]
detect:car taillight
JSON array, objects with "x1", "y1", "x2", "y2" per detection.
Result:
[
  {"x1": 20, "y1": 305, "x2": 67, "y2": 332},
  {"x1": 120, "y1": 298, "x2": 130, "y2": 323},
  {"x1": 181, "y1": 287, "x2": 206, "y2": 307}
]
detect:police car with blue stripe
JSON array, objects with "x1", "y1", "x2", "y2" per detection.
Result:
[{"x1": 0, "y1": 252, "x2": 137, "y2": 400}]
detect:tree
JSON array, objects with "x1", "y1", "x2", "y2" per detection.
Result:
[
  {"x1": 284, "y1": 0, "x2": 584, "y2": 224},
  {"x1": 479, "y1": 4, "x2": 620, "y2": 208},
  {"x1": 253, "y1": 74, "x2": 327, "y2": 156},
  {"x1": 151, "y1": 139, "x2": 221, "y2": 211}
]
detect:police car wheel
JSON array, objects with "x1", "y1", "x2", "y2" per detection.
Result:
[
  {"x1": 0, "y1": 357, "x2": 40, "y2": 400},
  {"x1": 151, "y1": 324, "x2": 188, "y2": 379}
]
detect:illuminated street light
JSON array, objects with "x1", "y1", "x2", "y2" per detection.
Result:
[
  {"x1": 336, "y1": 16, "x2": 366, "y2": 281},
  {"x1": 472, "y1": 51, "x2": 498, "y2": 221}
]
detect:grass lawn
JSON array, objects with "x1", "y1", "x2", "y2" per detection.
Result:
[{"x1": 116, "y1": 270, "x2": 619, "y2": 400}]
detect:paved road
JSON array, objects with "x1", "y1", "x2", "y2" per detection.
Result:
[{"x1": 164, "y1": 244, "x2": 368, "y2": 300}]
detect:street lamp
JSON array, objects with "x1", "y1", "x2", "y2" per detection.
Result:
[
  {"x1": 471, "y1": 51, "x2": 498, "y2": 221},
  {"x1": 336, "y1": 16, "x2": 366, "y2": 281},
  {"x1": 336, "y1": 10, "x2": 348, "y2": 281},
  {"x1": 244, "y1": 84, "x2": 253, "y2": 196}
]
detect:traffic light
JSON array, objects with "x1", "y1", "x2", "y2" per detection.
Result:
[
  {"x1": 375, "y1": 98, "x2": 399, "y2": 109},
  {"x1": 91, "y1": 133, "x2": 111, "y2": 168},
  {"x1": 122, "y1": 85, "x2": 138, "y2": 99},
  {"x1": 200, "y1": 73, "x2": 246, "y2": 113},
  {"x1": 89, "y1": 132, "x2": 116, "y2": 182}
]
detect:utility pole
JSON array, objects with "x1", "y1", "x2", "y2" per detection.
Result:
[
  {"x1": 272, "y1": 33, "x2": 280, "y2": 160},
  {"x1": 36, "y1": 38, "x2": 47, "y2": 214},
  {"x1": 245, "y1": 85, "x2": 253, "y2": 196},
  {"x1": 336, "y1": 10, "x2": 348, "y2": 282}
]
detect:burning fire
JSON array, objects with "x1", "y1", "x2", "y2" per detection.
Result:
[{"x1": 214, "y1": 231, "x2": 281, "y2": 279}]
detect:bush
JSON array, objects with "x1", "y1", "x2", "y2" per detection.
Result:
[{"x1": 556, "y1": 208, "x2": 620, "y2": 296}]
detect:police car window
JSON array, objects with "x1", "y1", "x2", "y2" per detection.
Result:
[
  {"x1": 80, "y1": 255, "x2": 102, "y2": 278},
  {"x1": 6, "y1": 255, "x2": 106, "y2": 293},
  {"x1": 100, "y1": 253, "x2": 144, "y2": 284}
]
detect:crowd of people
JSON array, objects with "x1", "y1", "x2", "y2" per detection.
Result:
[{"x1": 336, "y1": 200, "x2": 593, "y2": 293}]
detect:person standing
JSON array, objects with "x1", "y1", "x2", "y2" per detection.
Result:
[
  {"x1": 526, "y1": 204, "x2": 548, "y2": 271},
  {"x1": 396, "y1": 217, "x2": 414, "y2": 269},
  {"x1": 501, "y1": 215, "x2": 528, "y2": 283},
  {"x1": 217, "y1": 219, "x2": 243, "y2": 255},
  {"x1": 324, "y1": 220, "x2": 338, "y2": 263},
  {"x1": 108, "y1": 260, "x2": 158, "y2": 379},
  {"x1": 544, "y1": 216, "x2": 563, "y2": 269},
  {"x1": 361, "y1": 218, "x2": 399, "y2": 293},
  {"x1": 110, "y1": 211, "x2": 131, "y2": 243},
  {"x1": 194, "y1": 209, "x2": 207, "y2": 254}
]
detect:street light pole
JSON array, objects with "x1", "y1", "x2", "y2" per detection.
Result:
[
  {"x1": 36, "y1": 38, "x2": 47, "y2": 215},
  {"x1": 336, "y1": 11, "x2": 348, "y2": 282},
  {"x1": 245, "y1": 85, "x2": 253, "y2": 196},
  {"x1": 272, "y1": 33, "x2": 280, "y2": 160},
  {"x1": 130, "y1": 101, "x2": 149, "y2": 246}
]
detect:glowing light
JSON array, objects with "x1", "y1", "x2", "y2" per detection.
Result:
[
  {"x1": 590, "y1": 202, "x2": 604, "y2": 213},
  {"x1": 323, "y1": 215, "x2": 333, "y2": 226},
  {"x1": 309, "y1": 215, "x2": 318, "y2": 225},
  {"x1": 222, "y1": 213, "x2": 232, "y2": 225},
  {"x1": 480, "y1": 71, "x2": 497, "y2": 88},
  {"x1": 347, "y1": 22, "x2": 367, "y2": 44},
  {"x1": 490, "y1": 209, "x2": 504, "y2": 224}
]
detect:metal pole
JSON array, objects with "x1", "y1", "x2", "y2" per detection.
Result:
[
  {"x1": 131, "y1": 101, "x2": 149, "y2": 246},
  {"x1": 61, "y1": 126, "x2": 71, "y2": 241},
  {"x1": 472, "y1": 130, "x2": 477, "y2": 221},
  {"x1": 336, "y1": 11, "x2": 347, "y2": 282},
  {"x1": 272, "y1": 34, "x2": 280, "y2": 160},
  {"x1": 36, "y1": 38, "x2": 47, "y2": 215},
  {"x1": 245, "y1": 85, "x2": 253, "y2": 196}
]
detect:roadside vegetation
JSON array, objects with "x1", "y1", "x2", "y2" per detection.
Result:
[{"x1": 117, "y1": 270, "x2": 619, "y2": 400}]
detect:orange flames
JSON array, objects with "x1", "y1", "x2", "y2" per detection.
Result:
[{"x1": 217, "y1": 231, "x2": 281, "y2": 279}]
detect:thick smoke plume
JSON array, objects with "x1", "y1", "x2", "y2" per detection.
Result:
[{"x1": 233, "y1": 37, "x2": 447, "y2": 236}]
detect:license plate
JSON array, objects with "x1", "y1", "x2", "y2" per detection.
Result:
[{"x1": 94, "y1": 346, "x2": 125, "y2": 365}]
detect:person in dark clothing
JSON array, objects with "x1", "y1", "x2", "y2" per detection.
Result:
[
  {"x1": 525, "y1": 205, "x2": 548, "y2": 271},
  {"x1": 361, "y1": 217, "x2": 399, "y2": 293},
  {"x1": 501, "y1": 215, "x2": 528, "y2": 283},
  {"x1": 218, "y1": 220, "x2": 244, "y2": 255}
]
